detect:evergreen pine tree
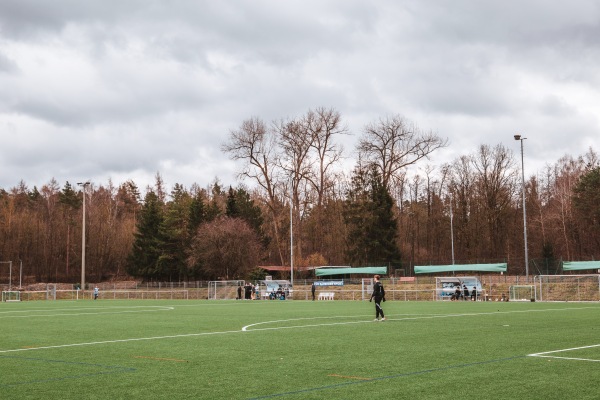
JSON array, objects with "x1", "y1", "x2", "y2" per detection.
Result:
[
  {"x1": 344, "y1": 165, "x2": 401, "y2": 266},
  {"x1": 158, "y1": 184, "x2": 191, "y2": 281},
  {"x1": 127, "y1": 191, "x2": 164, "y2": 280}
]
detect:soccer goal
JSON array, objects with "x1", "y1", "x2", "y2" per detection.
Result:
[
  {"x1": 361, "y1": 278, "x2": 374, "y2": 301},
  {"x1": 2, "y1": 291, "x2": 21, "y2": 302},
  {"x1": 509, "y1": 285, "x2": 536, "y2": 302},
  {"x1": 536, "y1": 274, "x2": 600, "y2": 302},
  {"x1": 208, "y1": 280, "x2": 245, "y2": 300}
]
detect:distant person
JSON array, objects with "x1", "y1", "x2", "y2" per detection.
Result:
[
  {"x1": 93, "y1": 286, "x2": 99, "y2": 300},
  {"x1": 244, "y1": 283, "x2": 252, "y2": 300},
  {"x1": 462, "y1": 285, "x2": 469, "y2": 300},
  {"x1": 311, "y1": 282, "x2": 316, "y2": 301},
  {"x1": 237, "y1": 285, "x2": 242, "y2": 300},
  {"x1": 454, "y1": 286, "x2": 461, "y2": 301},
  {"x1": 471, "y1": 286, "x2": 477, "y2": 301},
  {"x1": 369, "y1": 275, "x2": 386, "y2": 321}
]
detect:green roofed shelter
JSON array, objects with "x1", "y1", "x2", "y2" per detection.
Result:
[
  {"x1": 414, "y1": 263, "x2": 507, "y2": 274},
  {"x1": 562, "y1": 261, "x2": 600, "y2": 271},
  {"x1": 315, "y1": 266, "x2": 387, "y2": 276}
]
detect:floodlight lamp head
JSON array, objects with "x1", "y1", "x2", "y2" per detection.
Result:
[{"x1": 514, "y1": 134, "x2": 521, "y2": 140}]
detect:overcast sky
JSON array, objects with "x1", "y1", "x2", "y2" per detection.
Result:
[{"x1": 1, "y1": 0, "x2": 598, "y2": 194}]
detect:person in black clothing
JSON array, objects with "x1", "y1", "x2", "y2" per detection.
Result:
[
  {"x1": 237, "y1": 285, "x2": 242, "y2": 300},
  {"x1": 311, "y1": 282, "x2": 316, "y2": 301},
  {"x1": 462, "y1": 285, "x2": 469, "y2": 301},
  {"x1": 369, "y1": 275, "x2": 386, "y2": 321},
  {"x1": 453, "y1": 286, "x2": 461, "y2": 301}
]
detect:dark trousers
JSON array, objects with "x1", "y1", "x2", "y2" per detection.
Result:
[{"x1": 374, "y1": 297, "x2": 384, "y2": 319}]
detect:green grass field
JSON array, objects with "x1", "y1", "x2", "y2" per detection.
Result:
[{"x1": 1, "y1": 299, "x2": 600, "y2": 399}]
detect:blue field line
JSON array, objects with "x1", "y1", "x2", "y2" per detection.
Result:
[
  {"x1": 248, "y1": 355, "x2": 526, "y2": 399},
  {"x1": 0, "y1": 354, "x2": 136, "y2": 387}
]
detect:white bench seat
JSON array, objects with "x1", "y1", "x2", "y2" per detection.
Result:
[{"x1": 318, "y1": 292, "x2": 335, "y2": 300}]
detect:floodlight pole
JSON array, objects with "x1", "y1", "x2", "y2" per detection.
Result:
[
  {"x1": 514, "y1": 135, "x2": 529, "y2": 280},
  {"x1": 450, "y1": 196, "x2": 455, "y2": 265},
  {"x1": 289, "y1": 177, "x2": 294, "y2": 288},
  {"x1": 78, "y1": 181, "x2": 91, "y2": 293}
]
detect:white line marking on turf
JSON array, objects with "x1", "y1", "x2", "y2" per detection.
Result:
[
  {"x1": 528, "y1": 344, "x2": 600, "y2": 362},
  {"x1": 533, "y1": 355, "x2": 600, "y2": 362},
  {"x1": 242, "y1": 306, "x2": 600, "y2": 331},
  {"x1": 0, "y1": 306, "x2": 173, "y2": 319},
  {"x1": 0, "y1": 330, "x2": 242, "y2": 354},
  {"x1": 242, "y1": 315, "x2": 372, "y2": 331},
  {"x1": 529, "y1": 343, "x2": 600, "y2": 356}
]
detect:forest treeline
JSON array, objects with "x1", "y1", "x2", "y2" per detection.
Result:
[{"x1": 1, "y1": 108, "x2": 599, "y2": 284}]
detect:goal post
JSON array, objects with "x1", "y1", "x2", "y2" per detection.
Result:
[
  {"x1": 208, "y1": 280, "x2": 246, "y2": 300},
  {"x1": 361, "y1": 278, "x2": 374, "y2": 301},
  {"x1": 2, "y1": 291, "x2": 21, "y2": 302},
  {"x1": 509, "y1": 285, "x2": 536, "y2": 302}
]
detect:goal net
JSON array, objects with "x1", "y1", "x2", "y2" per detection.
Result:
[
  {"x1": 2, "y1": 291, "x2": 21, "y2": 302},
  {"x1": 361, "y1": 278, "x2": 374, "y2": 301},
  {"x1": 509, "y1": 285, "x2": 536, "y2": 302},
  {"x1": 536, "y1": 274, "x2": 600, "y2": 302},
  {"x1": 208, "y1": 280, "x2": 245, "y2": 300}
]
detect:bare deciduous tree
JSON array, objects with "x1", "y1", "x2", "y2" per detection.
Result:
[
  {"x1": 222, "y1": 117, "x2": 285, "y2": 264},
  {"x1": 358, "y1": 115, "x2": 448, "y2": 190}
]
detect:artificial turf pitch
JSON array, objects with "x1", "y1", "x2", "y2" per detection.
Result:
[{"x1": 1, "y1": 299, "x2": 599, "y2": 399}]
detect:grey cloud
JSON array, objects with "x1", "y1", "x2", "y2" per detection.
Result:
[
  {"x1": 0, "y1": 51, "x2": 18, "y2": 73},
  {"x1": 1, "y1": 1, "x2": 599, "y2": 191}
]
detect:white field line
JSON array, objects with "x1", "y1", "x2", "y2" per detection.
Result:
[
  {"x1": 242, "y1": 306, "x2": 600, "y2": 331},
  {"x1": 0, "y1": 306, "x2": 174, "y2": 319},
  {"x1": 528, "y1": 344, "x2": 600, "y2": 362},
  {"x1": 0, "y1": 330, "x2": 242, "y2": 354},
  {"x1": 2, "y1": 306, "x2": 599, "y2": 354}
]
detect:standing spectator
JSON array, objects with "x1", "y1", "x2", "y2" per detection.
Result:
[
  {"x1": 471, "y1": 286, "x2": 477, "y2": 301},
  {"x1": 93, "y1": 286, "x2": 99, "y2": 300},
  {"x1": 311, "y1": 282, "x2": 316, "y2": 301},
  {"x1": 237, "y1": 285, "x2": 242, "y2": 300},
  {"x1": 463, "y1": 285, "x2": 469, "y2": 300},
  {"x1": 369, "y1": 275, "x2": 386, "y2": 321}
]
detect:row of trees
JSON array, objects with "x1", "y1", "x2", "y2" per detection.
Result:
[{"x1": 1, "y1": 107, "x2": 599, "y2": 284}]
